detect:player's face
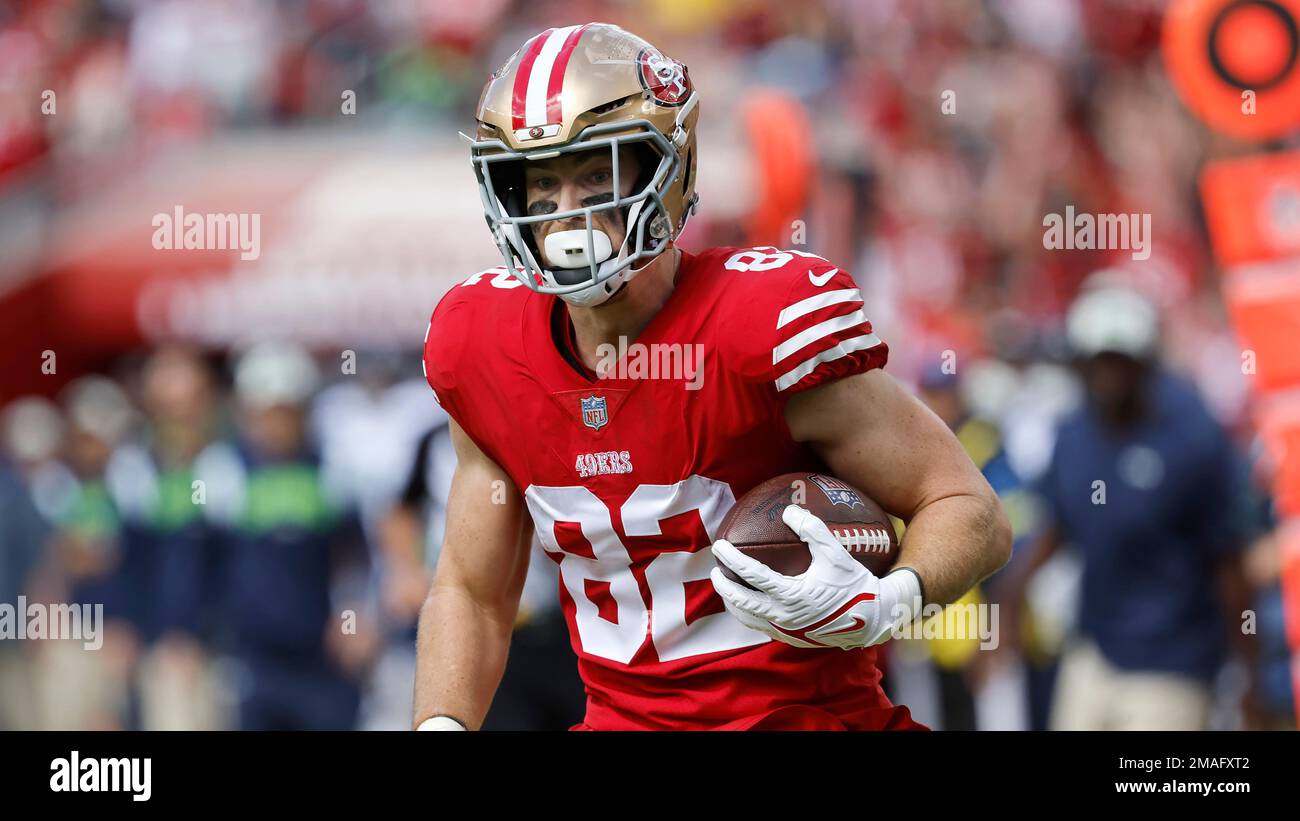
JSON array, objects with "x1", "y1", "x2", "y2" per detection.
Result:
[{"x1": 524, "y1": 145, "x2": 641, "y2": 266}]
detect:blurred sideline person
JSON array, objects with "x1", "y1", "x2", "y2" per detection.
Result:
[
  {"x1": 1, "y1": 398, "x2": 71, "y2": 730},
  {"x1": 1004, "y1": 282, "x2": 1254, "y2": 730},
  {"x1": 107, "y1": 347, "x2": 225, "y2": 730},
  {"x1": 888, "y1": 358, "x2": 1042, "y2": 730},
  {"x1": 0, "y1": 452, "x2": 48, "y2": 729},
  {"x1": 1, "y1": 397, "x2": 75, "y2": 524},
  {"x1": 367, "y1": 422, "x2": 454, "y2": 729},
  {"x1": 197, "y1": 342, "x2": 376, "y2": 730},
  {"x1": 1238, "y1": 441, "x2": 1298, "y2": 728},
  {"x1": 37, "y1": 378, "x2": 140, "y2": 729},
  {"x1": 309, "y1": 350, "x2": 448, "y2": 729},
  {"x1": 312, "y1": 351, "x2": 445, "y2": 537}
]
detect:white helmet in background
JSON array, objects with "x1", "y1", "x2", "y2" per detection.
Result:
[
  {"x1": 234, "y1": 342, "x2": 320, "y2": 408},
  {"x1": 62, "y1": 376, "x2": 136, "y2": 443},
  {"x1": 1066, "y1": 284, "x2": 1159, "y2": 360},
  {"x1": 2, "y1": 396, "x2": 66, "y2": 463}
]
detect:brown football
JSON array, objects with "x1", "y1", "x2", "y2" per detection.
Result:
[{"x1": 715, "y1": 472, "x2": 898, "y2": 587}]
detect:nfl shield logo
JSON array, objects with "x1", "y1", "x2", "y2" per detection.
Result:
[
  {"x1": 580, "y1": 395, "x2": 608, "y2": 431},
  {"x1": 810, "y1": 474, "x2": 865, "y2": 508}
]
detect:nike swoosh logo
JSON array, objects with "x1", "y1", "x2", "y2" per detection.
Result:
[
  {"x1": 819, "y1": 616, "x2": 867, "y2": 637},
  {"x1": 808, "y1": 267, "x2": 838, "y2": 286},
  {"x1": 770, "y1": 591, "x2": 876, "y2": 647}
]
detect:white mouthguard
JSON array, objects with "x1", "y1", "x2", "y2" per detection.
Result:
[{"x1": 544, "y1": 229, "x2": 613, "y2": 269}]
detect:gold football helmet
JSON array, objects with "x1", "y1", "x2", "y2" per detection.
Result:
[{"x1": 468, "y1": 23, "x2": 700, "y2": 306}]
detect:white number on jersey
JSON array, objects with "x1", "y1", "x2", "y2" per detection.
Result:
[
  {"x1": 461, "y1": 267, "x2": 525, "y2": 289},
  {"x1": 525, "y1": 476, "x2": 767, "y2": 664},
  {"x1": 722, "y1": 247, "x2": 828, "y2": 272}
]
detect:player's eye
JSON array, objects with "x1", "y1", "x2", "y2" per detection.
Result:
[
  {"x1": 531, "y1": 176, "x2": 557, "y2": 191},
  {"x1": 589, "y1": 169, "x2": 612, "y2": 186}
]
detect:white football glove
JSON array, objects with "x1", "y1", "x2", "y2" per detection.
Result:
[{"x1": 709, "y1": 505, "x2": 922, "y2": 650}]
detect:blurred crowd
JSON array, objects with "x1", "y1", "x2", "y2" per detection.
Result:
[
  {"x1": 3, "y1": 345, "x2": 430, "y2": 729},
  {"x1": 0, "y1": 0, "x2": 1268, "y2": 398},
  {"x1": 0, "y1": 342, "x2": 581, "y2": 730},
  {"x1": 0, "y1": 0, "x2": 1296, "y2": 729}
]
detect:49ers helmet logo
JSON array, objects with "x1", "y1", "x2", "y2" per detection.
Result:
[{"x1": 637, "y1": 47, "x2": 691, "y2": 106}]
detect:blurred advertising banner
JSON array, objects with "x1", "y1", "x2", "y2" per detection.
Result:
[
  {"x1": 1202, "y1": 152, "x2": 1300, "y2": 265},
  {"x1": 1256, "y1": 396, "x2": 1300, "y2": 518},
  {"x1": 1201, "y1": 149, "x2": 1300, "y2": 721},
  {"x1": 1205, "y1": 151, "x2": 1300, "y2": 499},
  {"x1": 0, "y1": 136, "x2": 491, "y2": 401},
  {"x1": 1173, "y1": 0, "x2": 1300, "y2": 720},
  {"x1": 1220, "y1": 261, "x2": 1300, "y2": 392}
]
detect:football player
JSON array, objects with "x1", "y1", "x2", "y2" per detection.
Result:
[{"x1": 415, "y1": 23, "x2": 1011, "y2": 730}]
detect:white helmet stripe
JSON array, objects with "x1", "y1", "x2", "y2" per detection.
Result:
[{"x1": 525, "y1": 25, "x2": 582, "y2": 127}]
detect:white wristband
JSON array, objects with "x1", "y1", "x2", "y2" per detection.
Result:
[{"x1": 416, "y1": 716, "x2": 467, "y2": 731}]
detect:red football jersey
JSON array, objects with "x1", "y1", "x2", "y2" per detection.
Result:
[{"x1": 423, "y1": 245, "x2": 920, "y2": 730}]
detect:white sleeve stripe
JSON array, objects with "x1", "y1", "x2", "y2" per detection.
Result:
[
  {"x1": 776, "y1": 288, "x2": 863, "y2": 329},
  {"x1": 774, "y1": 333, "x2": 883, "y2": 392},
  {"x1": 772, "y1": 308, "x2": 869, "y2": 364}
]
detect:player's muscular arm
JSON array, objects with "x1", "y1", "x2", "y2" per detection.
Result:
[
  {"x1": 413, "y1": 420, "x2": 532, "y2": 730},
  {"x1": 784, "y1": 368, "x2": 1013, "y2": 606}
]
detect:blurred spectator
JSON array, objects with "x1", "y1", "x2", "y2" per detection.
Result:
[
  {"x1": 1237, "y1": 442, "x2": 1299, "y2": 729},
  {"x1": 0, "y1": 453, "x2": 48, "y2": 729},
  {"x1": 308, "y1": 348, "x2": 450, "y2": 730},
  {"x1": 38, "y1": 376, "x2": 139, "y2": 730},
  {"x1": 197, "y1": 341, "x2": 375, "y2": 730},
  {"x1": 107, "y1": 346, "x2": 225, "y2": 729},
  {"x1": 311, "y1": 350, "x2": 446, "y2": 540},
  {"x1": 1004, "y1": 282, "x2": 1254, "y2": 730},
  {"x1": 365, "y1": 422, "x2": 451, "y2": 730},
  {"x1": 892, "y1": 354, "x2": 1043, "y2": 730},
  {"x1": 1, "y1": 397, "x2": 73, "y2": 520}
]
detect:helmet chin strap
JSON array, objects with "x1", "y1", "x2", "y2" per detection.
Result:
[
  {"x1": 554, "y1": 199, "x2": 652, "y2": 307},
  {"x1": 586, "y1": 238, "x2": 674, "y2": 305}
]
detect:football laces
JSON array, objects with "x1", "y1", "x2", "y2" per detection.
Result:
[{"x1": 833, "y1": 526, "x2": 891, "y2": 556}]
